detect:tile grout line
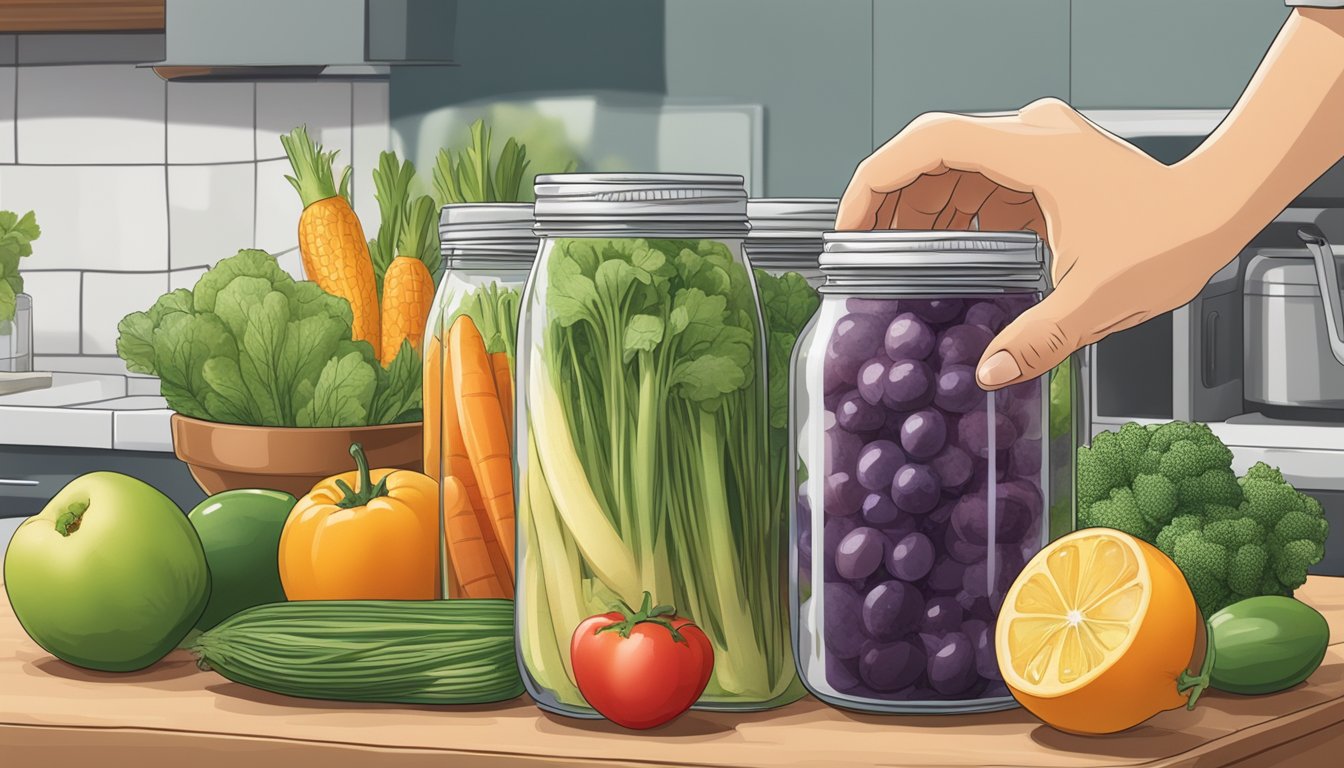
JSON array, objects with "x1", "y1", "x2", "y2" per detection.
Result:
[{"x1": 77, "y1": 272, "x2": 84, "y2": 355}]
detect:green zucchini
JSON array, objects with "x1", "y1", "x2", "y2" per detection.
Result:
[
  {"x1": 190, "y1": 600, "x2": 524, "y2": 704},
  {"x1": 1208, "y1": 596, "x2": 1330, "y2": 695}
]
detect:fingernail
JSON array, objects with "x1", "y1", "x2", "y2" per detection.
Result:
[{"x1": 977, "y1": 351, "x2": 1022, "y2": 388}]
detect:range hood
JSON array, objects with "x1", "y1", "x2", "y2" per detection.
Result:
[{"x1": 145, "y1": 0, "x2": 456, "y2": 81}]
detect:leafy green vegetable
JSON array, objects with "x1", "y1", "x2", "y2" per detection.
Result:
[
  {"x1": 116, "y1": 249, "x2": 421, "y2": 427},
  {"x1": 519, "y1": 237, "x2": 800, "y2": 709},
  {"x1": 368, "y1": 151, "x2": 441, "y2": 294},
  {"x1": 0, "y1": 210, "x2": 40, "y2": 332},
  {"x1": 432, "y1": 119, "x2": 576, "y2": 206},
  {"x1": 1078, "y1": 421, "x2": 1329, "y2": 616}
]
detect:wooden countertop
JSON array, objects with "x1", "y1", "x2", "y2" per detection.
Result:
[{"x1": 3, "y1": 576, "x2": 1344, "y2": 768}]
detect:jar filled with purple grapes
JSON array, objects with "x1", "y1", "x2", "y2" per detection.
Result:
[{"x1": 791, "y1": 230, "x2": 1070, "y2": 714}]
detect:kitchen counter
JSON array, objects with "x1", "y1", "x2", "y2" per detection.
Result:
[
  {"x1": 0, "y1": 369, "x2": 172, "y2": 451},
  {"x1": 2, "y1": 576, "x2": 1343, "y2": 768}
]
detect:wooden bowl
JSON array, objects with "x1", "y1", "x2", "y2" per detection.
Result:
[{"x1": 171, "y1": 414, "x2": 424, "y2": 498}]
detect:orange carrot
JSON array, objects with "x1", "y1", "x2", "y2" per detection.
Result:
[
  {"x1": 449, "y1": 315, "x2": 516, "y2": 579},
  {"x1": 440, "y1": 475, "x2": 509, "y2": 599},
  {"x1": 492, "y1": 351, "x2": 514, "y2": 446},
  {"x1": 440, "y1": 336, "x2": 513, "y2": 599},
  {"x1": 280, "y1": 126, "x2": 381, "y2": 359},
  {"x1": 423, "y1": 333, "x2": 444, "y2": 481}
]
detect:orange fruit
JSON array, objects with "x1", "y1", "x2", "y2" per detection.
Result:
[{"x1": 996, "y1": 528, "x2": 1201, "y2": 734}]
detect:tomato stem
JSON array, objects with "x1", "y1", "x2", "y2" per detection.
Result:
[
  {"x1": 594, "y1": 591, "x2": 687, "y2": 643},
  {"x1": 334, "y1": 442, "x2": 390, "y2": 509},
  {"x1": 1177, "y1": 620, "x2": 1216, "y2": 710}
]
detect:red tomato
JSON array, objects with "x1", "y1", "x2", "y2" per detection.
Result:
[{"x1": 570, "y1": 594, "x2": 714, "y2": 730}]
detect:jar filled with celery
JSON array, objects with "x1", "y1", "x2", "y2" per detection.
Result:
[
  {"x1": 424, "y1": 203, "x2": 535, "y2": 600},
  {"x1": 516, "y1": 173, "x2": 802, "y2": 715}
]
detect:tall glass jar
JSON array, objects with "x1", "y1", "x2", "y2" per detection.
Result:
[
  {"x1": 423, "y1": 203, "x2": 535, "y2": 601},
  {"x1": 791, "y1": 231, "x2": 1075, "y2": 714},
  {"x1": 744, "y1": 197, "x2": 836, "y2": 287},
  {"x1": 516, "y1": 173, "x2": 801, "y2": 716}
]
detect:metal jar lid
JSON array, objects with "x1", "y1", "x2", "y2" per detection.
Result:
[
  {"x1": 532, "y1": 173, "x2": 748, "y2": 235},
  {"x1": 439, "y1": 203, "x2": 537, "y2": 259},
  {"x1": 819, "y1": 230, "x2": 1046, "y2": 294},
  {"x1": 1244, "y1": 248, "x2": 1344, "y2": 298},
  {"x1": 746, "y1": 198, "x2": 838, "y2": 240}
]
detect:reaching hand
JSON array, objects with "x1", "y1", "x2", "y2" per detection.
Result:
[{"x1": 837, "y1": 98, "x2": 1237, "y2": 389}]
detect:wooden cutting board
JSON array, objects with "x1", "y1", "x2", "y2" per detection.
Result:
[{"x1": 1, "y1": 575, "x2": 1342, "y2": 768}]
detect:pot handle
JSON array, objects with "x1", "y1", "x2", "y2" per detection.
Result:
[{"x1": 1299, "y1": 228, "x2": 1344, "y2": 365}]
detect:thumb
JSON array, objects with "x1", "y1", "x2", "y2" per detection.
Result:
[{"x1": 975, "y1": 290, "x2": 1088, "y2": 390}]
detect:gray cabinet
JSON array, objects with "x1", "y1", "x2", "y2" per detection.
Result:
[
  {"x1": 0, "y1": 447, "x2": 205, "y2": 520},
  {"x1": 1071, "y1": 0, "x2": 1287, "y2": 109},
  {"x1": 872, "y1": 0, "x2": 1069, "y2": 144}
]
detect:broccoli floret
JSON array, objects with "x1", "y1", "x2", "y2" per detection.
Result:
[{"x1": 1079, "y1": 426, "x2": 1329, "y2": 618}]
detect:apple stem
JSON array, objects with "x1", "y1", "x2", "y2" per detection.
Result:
[
  {"x1": 334, "y1": 442, "x2": 390, "y2": 509},
  {"x1": 54, "y1": 500, "x2": 90, "y2": 537},
  {"x1": 1178, "y1": 620, "x2": 1217, "y2": 710}
]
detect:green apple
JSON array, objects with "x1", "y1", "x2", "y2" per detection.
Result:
[
  {"x1": 188, "y1": 488, "x2": 294, "y2": 631},
  {"x1": 4, "y1": 471, "x2": 209, "y2": 672}
]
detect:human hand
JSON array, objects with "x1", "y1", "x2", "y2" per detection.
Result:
[{"x1": 837, "y1": 98, "x2": 1239, "y2": 389}]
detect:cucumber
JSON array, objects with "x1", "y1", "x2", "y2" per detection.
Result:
[
  {"x1": 190, "y1": 600, "x2": 524, "y2": 704},
  {"x1": 1208, "y1": 596, "x2": 1330, "y2": 695}
]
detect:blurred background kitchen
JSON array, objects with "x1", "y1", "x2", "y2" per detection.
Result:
[{"x1": 6, "y1": 0, "x2": 1342, "y2": 573}]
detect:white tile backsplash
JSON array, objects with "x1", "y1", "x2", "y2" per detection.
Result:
[
  {"x1": 255, "y1": 158, "x2": 303, "y2": 255},
  {"x1": 18, "y1": 271, "x2": 81, "y2": 355},
  {"x1": 16, "y1": 64, "x2": 165, "y2": 164},
  {"x1": 168, "y1": 163, "x2": 255, "y2": 269},
  {"x1": 0, "y1": 405, "x2": 112, "y2": 449},
  {"x1": 169, "y1": 266, "x2": 207, "y2": 292},
  {"x1": 274, "y1": 247, "x2": 307, "y2": 281},
  {"x1": 112, "y1": 408, "x2": 172, "y2": 451},
  {"x1": 351, "y1": 81, "x2": 390, "y2": 237},
  {"x1": 256, "y1": 82, "x2": 352, "y2": 163},
  {"x1": 0, "y1": 66, "x2": 14, "y2": 164},
  {"x1": 0, "y1": 164, "x2": 168, "y2": 271},
  {"x1": 81, "y1": 271, "x2": 169, "y2": 355},
  {"x1": 167, "y1": 82, "x2": 255, "y2": 164}
]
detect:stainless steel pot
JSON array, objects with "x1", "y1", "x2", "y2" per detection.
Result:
[
  {"x1": 0, "y1": 293, "x2": 32, "y2": 374},
  {"x1": 1244, "y1": 229, "x2": 1344, "y2": 409}
]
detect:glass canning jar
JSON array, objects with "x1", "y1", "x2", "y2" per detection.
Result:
[
  {"x1": 744, "y1": 197, "x2": 836, "y2": 288},
  {"x1": 515, "y1": 173, "x2": 802, "y2": 716},
  {"x1": 791, "y1": 230, "x2": 1076, "y2": 714},
  {"x1": 423, "y1": 203, "x2": 535, "y2": 600}
]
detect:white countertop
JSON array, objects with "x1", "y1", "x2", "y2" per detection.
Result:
[{"x1": 0, "y1": 362, "x2": 172, "y2": 452}]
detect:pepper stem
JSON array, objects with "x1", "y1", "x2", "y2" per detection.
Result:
[
  {"x1": 593, "y1": 591, "x2": 687, "y2": 644},
  {"x1": 1177, "y1": 620, "x2": 1216, "y2": 710},
  {"x1": 334, "y1": 443, "x2": 390, "y2": 509}
]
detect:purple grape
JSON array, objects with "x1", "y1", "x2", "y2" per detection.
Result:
[
  {"x1": 921, "y1": 597, "x2": 964, "y2": 635},
  {"x1": 836, "y1": 527, "x2": 887, "y2": 580},
  {"x1": 824, "y1": 516, "x2": 859, "y2": 566},
  {"x1": 824, "y1": 389, "x2": 845, "y2": 411},
  {"x1": 995, "y1": 293, "x2": 1036, "y2": 317},
  {"x1": 930, "y1": 445, "x2": 974, "y2": 491},
  {"x1": 958, "y1": 410, "x2": 1020, "y2": 458},
  {"x1": 933, "y1": 364, "x2": 983, "y2": 414},
  {"x1": 836, "y1": 391, "x2": 885, "y2": 433},
  {"x1": 984, "y1": 682, "x2": 1012, "y2": 699},
  {"x1": 798, "y1": 528, "x2": 813, "y2": 571},
  {"x1": 927, "y1": 632, "x2": 978, "y2": 695},
  {"x1": 951, "y1": 493, "x2": 1035, "y2": 547},
  {"x1": 887, "y1": 531, "x2": 935, "y2": 582},
  {"x1": 846, "y1": 297, "x2": 902, "y2": 323},
  {"x1": 936, "y1": 324, "x2": 993, "y2": 368},
  {"x1": 826, "y1": 314, "x2": 888, "y2": 393},
  {"x1": 1009, "y1": 439, "x2": 1043, "y2": 479},
  {"x1": 927, "y1": 557, "x2": 966, "y2": 593},
  {"x1": 824, "y1": 472, "x2": 867, "y2": 518},
  {"x1": 961, "y1": 550, "x2": 1025, "y2": 599},
  {"x1": 891, "y1": 463, "x2": 941, "y2": 515},
  {"x1": 956, "y1": 590, "x2": 994, "y2": 620},
  {"x1": 823, "y1": 584, "x2": 866, "y2": 659},
  {"x1": 906, "y1": 298, "x2": 965, "y2": 325},
  {"x1": 945, "y1": 525, "x2": 988, "y2": 565},
  {"x1": 884, "y1": 313, "x2": 935, "y2": 361},
  {"x1": 1001, "y1": 391, "x2": 1043, "y2": 441},
  {"x1": 899, "y1": 409, "x2": 947, "y2": 460},
  {"x1": 825, "y1": 423, "x2": 865, "y2": 475},
  {"x1": 860, "y1": 492, "x2": 900, "y2": 527},
  {"x1": 862, "y1": 580, "x2": 924, "y2": 640},
  {"x1": 859, "y1": 640, "x2": 926, "y2": 692},
  {"x1": 856, "y1": 439, "x2": 905, "y2": 492},
  {"x1": 826, "y1": 654, "x2": 863, "y2": 692},
  {"x1": 964, "y1": 301, "x2": 1007, "y2": 333},
  {"x1": 882, "y1": 359, "x2": 935, "y2": 411},
  {"x1": 857, "y1": 357, "x2": 890, "y2": 405},
  {"x1": 965, "y1": 620, "x2": 1003, "y2": 681}
]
